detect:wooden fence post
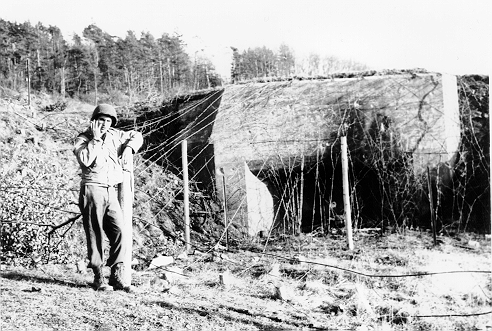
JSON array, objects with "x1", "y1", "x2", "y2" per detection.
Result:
[
  {"x1": 341, "y1": 136, "x2": 354, "y2": 250},
  {"x1": 220, "y1": 168, "x2": 229, "y2": 249},
  {"x1": 298, "y1": 154, "x2": 305, "y2": 235},
  {"x1": 182, "y1": 139, "x2": 191, "y2": 253},
  {"x1": 427, "y1": 166, "x2": 438, "y2": 246},
  {"x1": 26, "y1": 59, "x2": 34, "y2": 118},
  {"x1": 119, "y1": 159, "x2": 134, "y2": 285}
]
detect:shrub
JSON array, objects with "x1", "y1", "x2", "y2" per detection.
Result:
[{"x1": 0, "y1": 139, "x2": 82, "y2": 266}]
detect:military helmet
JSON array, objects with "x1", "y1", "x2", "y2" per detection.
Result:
[{"x1": 91, "y1": 104, "x2": 117, "y2": 127}]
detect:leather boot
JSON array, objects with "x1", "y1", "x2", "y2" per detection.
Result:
[
  {"x1": 109, "y1": 263, "x2": 129, "y2": 291},
  {"x1": 92, "y1": 266, "x2": 111, "y2": 291}
]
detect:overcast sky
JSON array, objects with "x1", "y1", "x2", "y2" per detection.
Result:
[{"x1": 3, "y1": 0, "x2": 491, "y2": 78}]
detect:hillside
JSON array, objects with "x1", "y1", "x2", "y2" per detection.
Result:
[
  {"x1": 0, "y1": 91, "x2": 227, "y2": 266},
  {"x1": 0, "y1": 93, "x2": 491, "y2": 330}
]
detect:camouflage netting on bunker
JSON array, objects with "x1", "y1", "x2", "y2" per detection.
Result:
[{"x1": 125, "y1": 71, "x2": 489, "y2": 240}]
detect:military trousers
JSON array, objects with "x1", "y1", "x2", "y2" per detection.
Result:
[{"x1": 79, "y1": 184, "x2": 126, "y2": 268}]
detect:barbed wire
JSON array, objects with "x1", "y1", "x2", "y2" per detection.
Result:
[
  {"x1": 133, "y1": 90, "x2": 224, "y2": 153},
  {"x1": 2, "y1": 76, "x2": 489, "y2": 324},
  {"x1": 134, "y1": 89, "x2": 224, "y2": 176},
  {"x1": 414, "y1": 311, "x2": 492, "y2": 318}
]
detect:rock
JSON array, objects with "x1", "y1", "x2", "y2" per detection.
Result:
[
  {"x1": 390, "y1": 308, "x2": 412, "y2": 324},
  {"x1": 166, "y1": 286, "x2": 181, "y2": 295},
  {"x1": 268, "y1": 263, "x2": 281, "y2": 278},
  {"x1": 219, "y1": 270, "x2": 233, "y2": 287},
  {"x1": 149, "y1": 276, "x2": 169, "y2": 292},
  {"x1": 176, "y1": 251, "x2": 188, "y2": 260},
  {"x1": 148, "y1": 256, "x2": 174, "y2": 270},
  {"x1": 25, "y1": 136, "x2": 38, "y2": 145},
  {"x1": 272, "y1": 284, "x2": 293, "y2": 301},
  {"x1": 76, "y1": 260, "x2": 88, "y2": 274},
  {"x1": 468, "y1": 240, "x2": 480, "y2": 249},
  {"x1": 219, "y1": 253, "x2": 235, "y2": 262},
  {"x1": 40, "y1": 263, "x2": 60, "y2": 274},
  {"x1": 319, "y1": 301, "x2": 345, "y2": 316},
  {"x1": 122, "y1": 285, "x2": 138, "y2": 293},
  {"x1": 213, "y1": 243, "x2": 227, "y2": 251},
  {"x1": 261, "y1": 263, "x2": 281, "y2": 283},
  {"x1": 302, "y1": 280, "x2": 329, "y2": 293},
  {"x1": 290, "y1": 255, "x2": 307, "y2": 265},
  {"x1": 193, "y1": 250, "x2": 207, "y2": 257},
  {"x1": 23, "y1": 286, "x2": 43, "y2": 293},
  {"x1": 354, "y1": 284, "x2": 374, "y2": 316}
]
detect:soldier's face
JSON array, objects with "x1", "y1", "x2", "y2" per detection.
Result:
[{"x1": 97, "y1": 116, "x2": 112, "y2": 134}]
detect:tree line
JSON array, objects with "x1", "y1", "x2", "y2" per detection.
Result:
[
  {"x1": 231, "y1": 43, "x2": 369, "y2": 82},
  {"x1": 0, "y1": 19, "x2": 222, "y2": 102},
  {"x1": 0, "y1": 18, "x2": 370, "y2": 102}
]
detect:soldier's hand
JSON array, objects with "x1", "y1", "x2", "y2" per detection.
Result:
[
  {"x1": 121, "y1": 146, "x2": 133, "y2": 171},
  {"x1": 91, "y1": 120, "x2": 103, "y2": 140}
]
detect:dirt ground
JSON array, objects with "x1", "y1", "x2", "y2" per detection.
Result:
[{"x1": 1, "y1": 231, "x2": 491, "y2": 331}]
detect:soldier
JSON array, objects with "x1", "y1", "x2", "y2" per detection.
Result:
[{"x1": 73, "y1": 104, "x2": 143, "y2": 291}]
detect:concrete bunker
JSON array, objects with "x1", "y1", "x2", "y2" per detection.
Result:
[
  {"x1": 135, "y1": 70, "x2": 489, "y2": 236},
  {"x1": 210, "y1": 71, "x2": 461, "y2": 236}
]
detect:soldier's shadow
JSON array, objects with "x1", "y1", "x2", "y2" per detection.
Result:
[{"x1": 1, "y1": 271, "x2": 89, "y2": 289}]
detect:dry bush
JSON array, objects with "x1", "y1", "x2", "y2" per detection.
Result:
[
  {"x1": 453, "y1": 75, "x2": 490, "y2": 233},
  {"x1": 0, "y1": 131, "x2": 82, "y2": 266},
  {"x1": 131, "y1": 155, "x2": 225, "y2": 267}
]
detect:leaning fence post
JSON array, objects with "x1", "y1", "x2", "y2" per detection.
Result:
[
  {"x1": 219, "y1": 167, "x2": 229, "y2": 249},
  {"x1": 298, "y1": 154, "x2": 305, "y2": 235},
  {"x1": 119, "y1": 157, "x2": 134, "y2": 285},
  {"x1": 26, "y1": 59, "x2": 34, "y2": 118},
  {"x1": 427, "y1": 166, "x2": 438, "y2": 246},
  {"x1": 182, "y1": 139, "x2": 191, "y2": 253},
  {"x1": 341, "y1": 135, "x2": 354, "y2": 250}
]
